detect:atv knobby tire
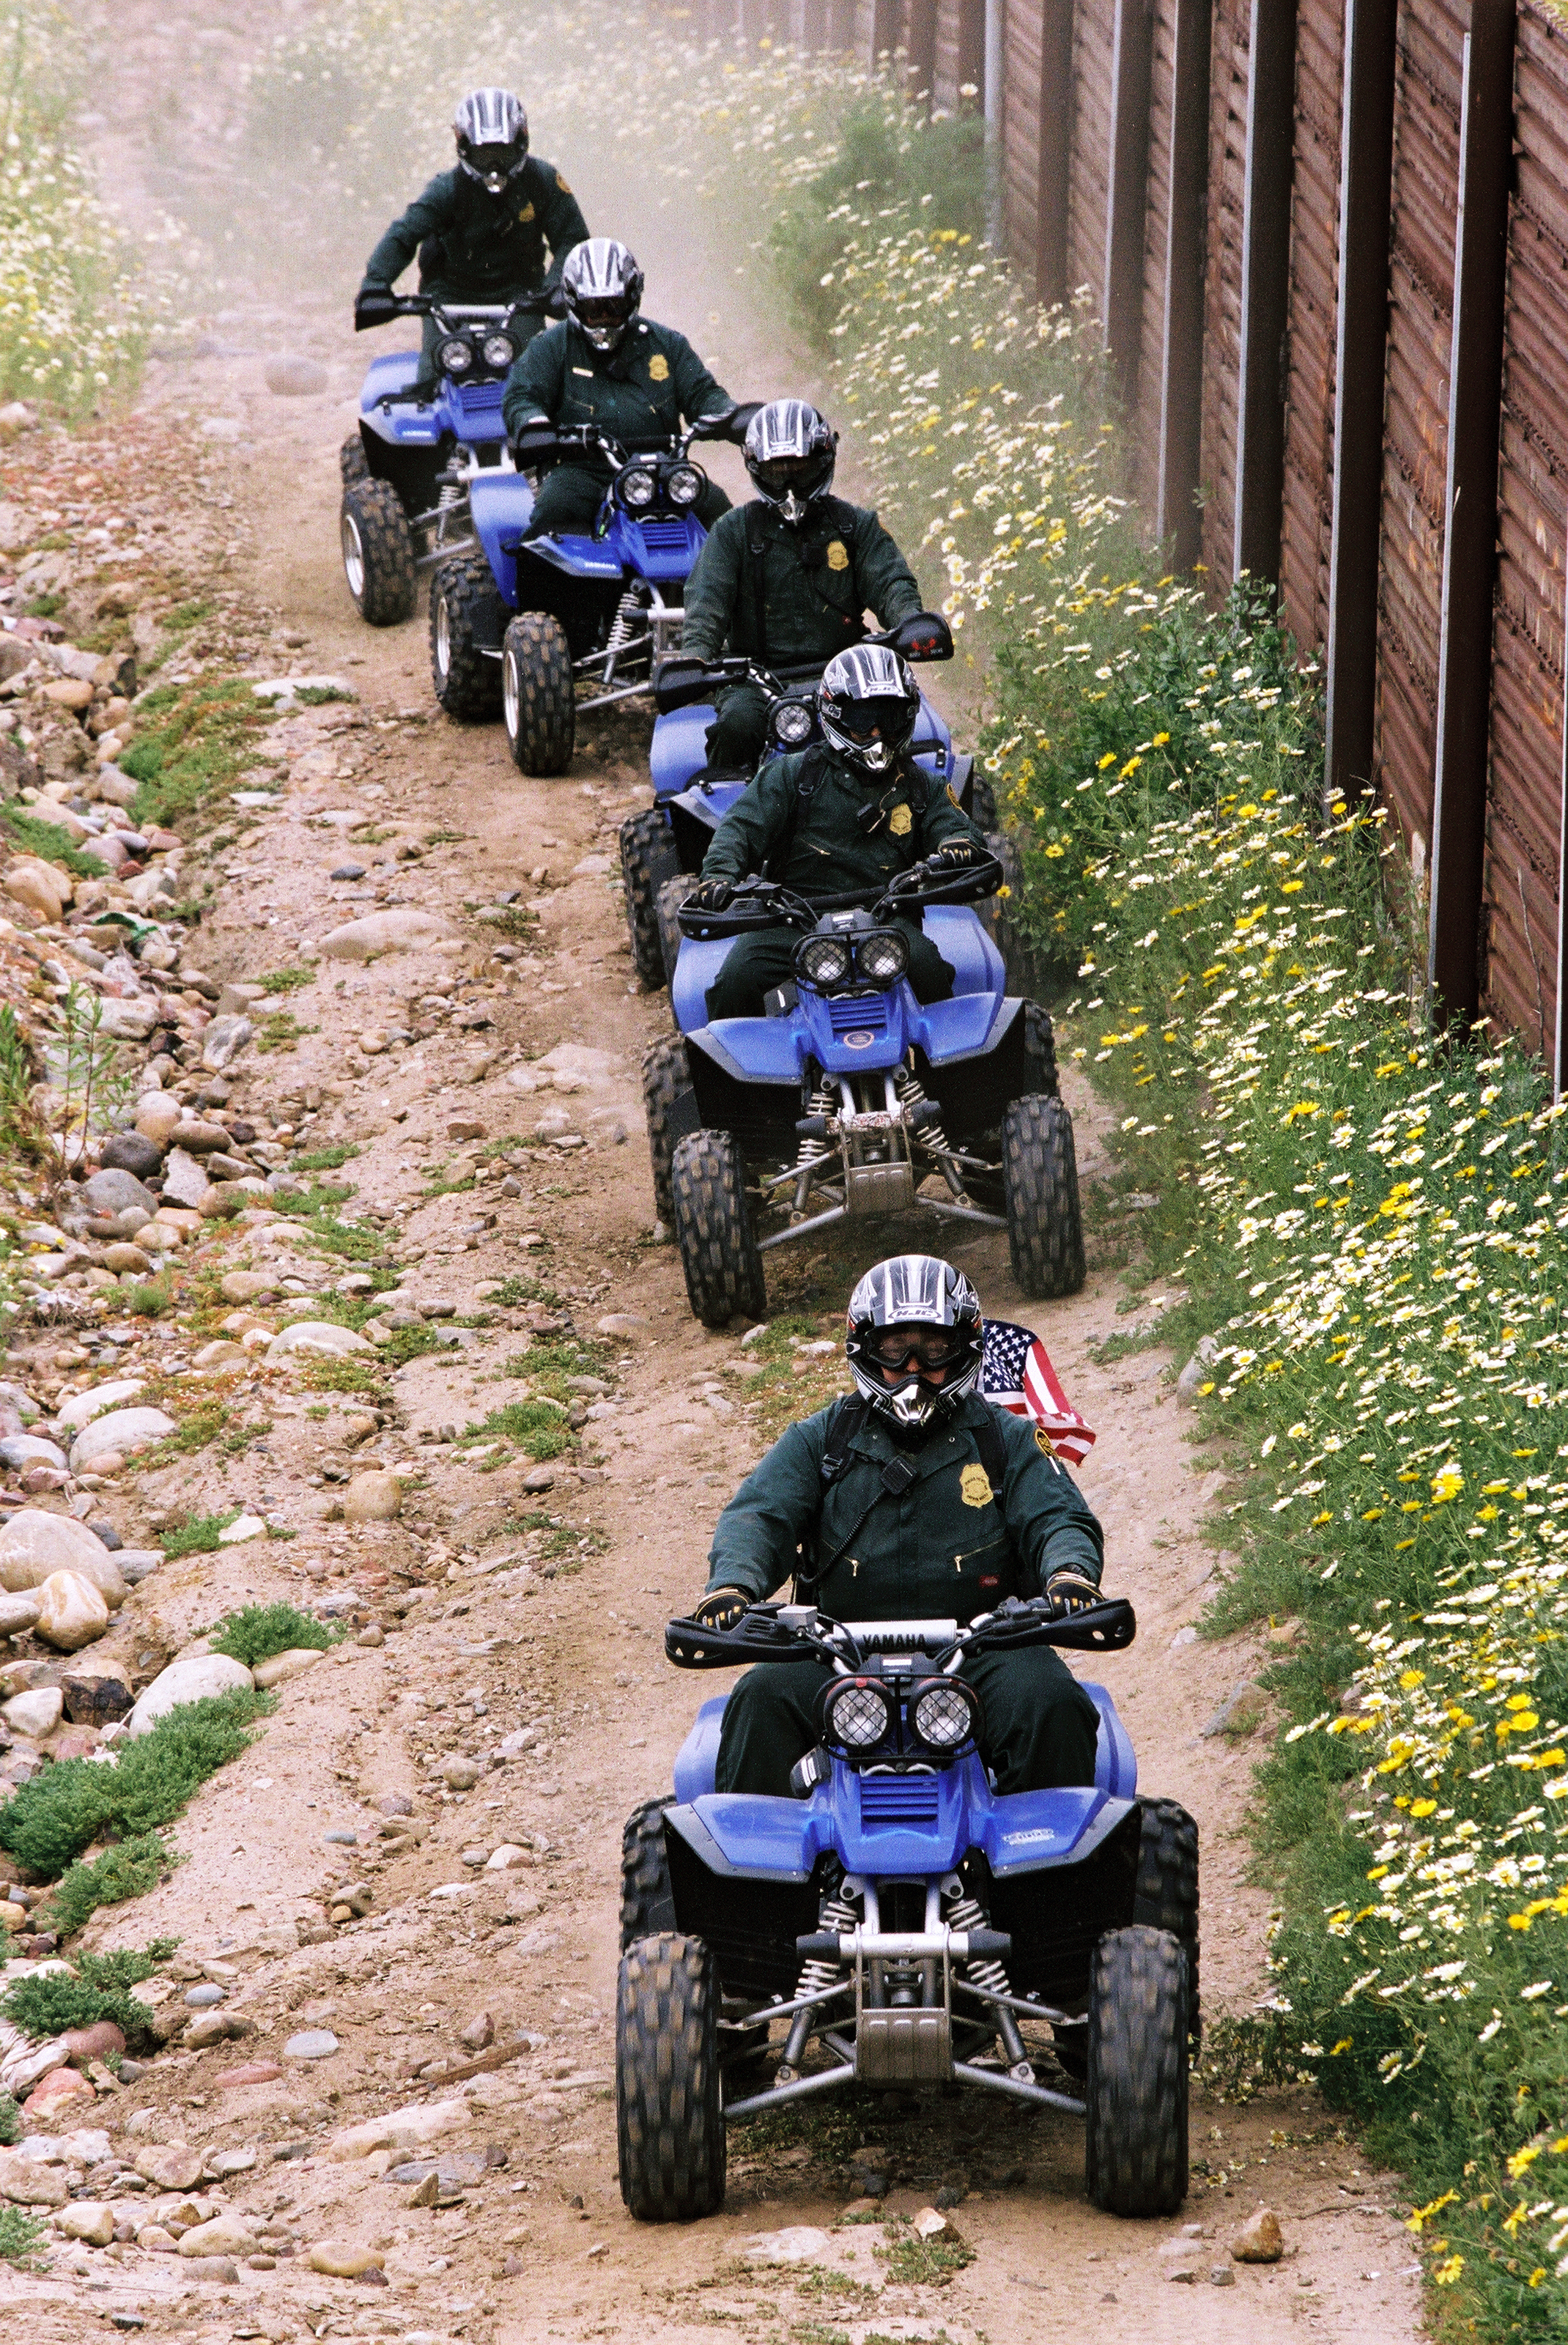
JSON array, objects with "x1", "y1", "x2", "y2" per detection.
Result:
[
  {"x1": 617, "y1": 1932, "x2": 726, "y2": 2221},
  {"x1": 503, "y1": 611, "x2": 575, "y2": 775},
  {"x1": 657, "y1": 872, "x2": 698, "y2": 988},
  {"x1": 1084, "y1": 1924, "x2": 1189, "y2": 2217},
  {"x1": 341, "y1": 478, "x2": 415, "y2": 627},
  {"x1": 671, "y1": 1129, "x2": 766, "y2": 1329},
  {"x1": 1023, "y1": 1000, "x2": 1060, "y2": 1098},
  {"x1": 621, "y1": 1796, "x2": 676, "y2": 1951},
  {"x1": 621, "y1": 808, "x2": 681, "y2": 989},
  {"x1": 1134, "y1": 1798, "x2": 1200, "y2": 2044},
  {"x1": 967, "y1": 769, "x2": 999, "y2": 834},
  {"x1": 1002, "y1": 1093, "x2": 1085, "y2": 1299},
  {"x1": 642, "y1": 1034, "x2": 693, "y2": 1230},
  {"x1": 429, "y1": 553, "x2": 504, "y2": 719},
  {"x1": 340, "y1": 431, "x2": 371, "y2": 487}
]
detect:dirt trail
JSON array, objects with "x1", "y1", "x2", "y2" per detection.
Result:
[{"x1": 0, "y1": 10, "x2": 1431, "y2": 2341}]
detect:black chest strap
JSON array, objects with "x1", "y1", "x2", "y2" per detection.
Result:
[{"x1": 793, "y1": 1396, "x2": 1009, "y2": 1596}]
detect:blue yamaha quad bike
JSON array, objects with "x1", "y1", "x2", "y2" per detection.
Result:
[
  {"x1": 619, "y1": 616, "x2": 1000, "y2": 991},
  {"x1": 426, "y1": 415, "x2": 740, "y2": 776},
  {"x1": 341, "y1": 291, "x2": 552, "y2": 629},
  {"x1": 641, "y1": 862, "x2": 1084, "y2": 1322},
  {"x1": 618, "y1": 1595, "x2": 1198, "y2": 2222}
]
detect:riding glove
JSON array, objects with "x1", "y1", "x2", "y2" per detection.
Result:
[
  {"x1": 354, "y1": 287, "x2": 399, "y2": 331},
  {"x1": 693, "y1": 1587, "x2": 750, "y2": 1632},
  {"x1": 687, "y1": 879, "x2": 735, "y2": 915},
  {"x1": 1043, "y1": 1569, "x2": 1101, "y2": 1619}
]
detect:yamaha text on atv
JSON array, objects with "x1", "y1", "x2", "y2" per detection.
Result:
[{"x1": 618, "y1": 1596, "x2": 1197, "y2": 2221}]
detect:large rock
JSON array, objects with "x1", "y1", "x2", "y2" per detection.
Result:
[
  {"x1": 201, "y1": 1014, "x2": 253, "y2": 1071},
  {"x1": 160, "y1": 1148, "x2": 212, "y2": 1209},
  {"x1": 0, "y1": 1591, "x2": 41, "y2": 1637},
  {"x1": 101, "y1": 1131, "x2": 165, "y2": 1179},
  {"x1": 0, "y1": 1434, "x2": 66, "y2": 1473},
  {"x1": 59, "y1": 2201, "x2": 116, "y2": 2245},
  {"x1": 95, "y1": 997, "x2": 160, "y2": 1042},
  {"x1": 0, "y1": 1511, "x2": 127, "y2": 1606},
  {"x1": 60, "y1": 1672, "x2": 133, "y2": 1727},
  {"x1": 1232, "y1": 2204, "x2": 1284, "y2": 2263},
  {"x1": 178, "y1": 2212, "x2": 256, "y2": 2258},
  {"x1": 69, "y1": 1406, "x2": 175, "y2": 1474},
  {"x1": 133, "y1": 2143, "x2": 204, "y2": 2191},
  {"x1": 56, "y1": 1378, "x2": 145, "y2": 1431},
  {"x1": 252, "y1": 1647, "x2": 325, "y2": 1689},
  {"x1": 2, "y1": 1684, "x2": 61, "y2": 1736},
  {"x1": 134, "y1": 1093, "x2": 183, "y2": 1145},
  {"x1": 21, "y1": 2066, "x2": 94, "y2": 2119},
  {"x1": 344, "y1": 1470, "x2": 401, "y2": 1524},
  {"x1": 265, "y1": 354, "x2": 329, "y2": 396},
  {"x1": 125, "y1": 1652, "x2": 254, "y2": 1738},
  {"x1": 32, "y1": 1570, "x2": 110, "y2": 1653},
  {"x1": 319, "y1": 910, "x2": 461, "y2": 962},
  {"x1": 80, "y1": 1167, "x2": 158, "y2": 1219},
  {"x1": 266, "y1": 1321, "x2": 372, "y2": 1362},
  {"x1": 0, "y1": 2148, "x2": 70, "y2": 2204}
]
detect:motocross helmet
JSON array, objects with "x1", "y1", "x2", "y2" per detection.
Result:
[
  {"x1": 846, "y1": 1255, "x2": 984, "y2": 1433},
  {"x1": 454, "y1": 89, "x2": 530, "y2": 195},
  {"x1": 561, "y1": 238, "x2": 644, "y2": 353},
  {"x1": 818, "y1": 644, "x2": 920, "y2": 777},
  {"x1": 744, "y1": 399, "x2": 837, "y2": 525}
]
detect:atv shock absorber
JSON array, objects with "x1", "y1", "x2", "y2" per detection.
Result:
[
  {"x1": 602, "y1": 583, "x2": 651, "y2": 686},
  {"x1": 945, "y1": 1884, "x2": 1033, "y2": 2080},
  {"x1": 777, "y1": 1883, "x2": 858, "y2": 2080},
  {"x1": 790, "y1": 1079, "x2": 837, "y2": 1218},
  {"x1": 894, "y1": 1065, "x2": 971, "y2": 1206}
]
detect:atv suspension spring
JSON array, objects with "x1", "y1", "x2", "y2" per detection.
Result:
[
  {"x1": 778, "y1": 1886, "x2": 857, "y2": 2076},
  {"x1": 894, "y1": 1066, "x2": 970, "y2": 1205},
  {"x1": 947, "y1": 1888, "x2": 1031, "y2": 2072},
  {"x1": 791, "y1": 1081, "x2": 836, "y2": 1218},
  {"x1": 602, "y1": 586, "x2": 649, "y2": 685}
]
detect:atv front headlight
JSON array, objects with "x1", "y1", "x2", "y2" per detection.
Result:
[
  {"x1": 666, "y1": 463, "x2": 703, "y2": 507},
  {"x1": 771, "y1": 700, "x2": 814, "y2": 749},
  {"x1": 824, "y1": 1680, "x2": 893, "y2": 1751},
  {"x1": 912, "y1": 1680, "x2": 980, "y2": 1751},
  {"x1": 439, "y1": 337, "x2": 474, "y2": 376},
  {"x1": 796, "y1": 934, "x2": 854, "y2": 990},
  {"x1": 620, "y1": 466, "x2": 657, "y2": 509},
  {"x1": 481, "y1": 330, "x2": 517, "y2": 370},
  {"x1": 857, "y1": 929, "x2": 909, "y2": 986}
]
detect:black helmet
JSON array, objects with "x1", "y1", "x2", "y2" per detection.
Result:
[
  {"x1": 818, "y1": 644, "x2": 920, "y2": 777},
  {"x1": 454, "y1": 89, "x2": 529, "y2": 195},
  {"x1": 560, "y1": 237, "x2": 644, "y2": 353},
  {"x1": 846, "y1": 1255, "x2": 984, "y2": 1433},
  {"x1": 744, "y1": 399, "x2": 837, "y2": 525}
]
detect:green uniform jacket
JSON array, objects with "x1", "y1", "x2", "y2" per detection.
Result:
[
  {"x1": 361, "y1": 160, "x2": 588, "y2": 303},
  {"x1": 500, "y1": 317, "x2": 732, "y2": 456},
  {"x1": 708, "y1": 1393, "x2": 1103, "y2": 1623},
  {"x1": 700, "y1": 742, "x2": 983, "y2": 900},
  {"x1": 682, "y1": 497, "x2": 924, "y2": 669}
]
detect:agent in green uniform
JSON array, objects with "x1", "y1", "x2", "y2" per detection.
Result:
[
  {"x1": 678, "y1": 399, "x2": 926, "y2": 771},
  {"x1": 501, "y1": 238, "x2": 742, "y2": 539},
  {"x1": 355, "y1": 90, "x2": 588, "y2": 382},
  {"x1": 685, "y1": 643, "x2": 985, "y2": 1022},
  {"x1": 691, "y1": 1255, "x2": 1104, "y2": 1798}
]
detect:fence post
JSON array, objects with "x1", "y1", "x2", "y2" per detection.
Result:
[
  {"x1": 1035, "y1": 1, "x2": 1077, "y2": 306},
  {"x1": 905, "y1": 0, "x2": 939, "y2": 103},
  {"x1": 1323, "y1": 0, "x2": 1399, "y2": 805},
  {"x1": 1155, "y1": 0, "x2": 1212, "y2": 568},
  {"x1": 1103, "y1": 0, "x2": 1155, "y2": 401},
  {"x1": 1234, "y1": 0, "x2": 1299, "y2": 584},
  {"x1": 1427, "y1": 4, "x2": 1517, "y2": 1033}
]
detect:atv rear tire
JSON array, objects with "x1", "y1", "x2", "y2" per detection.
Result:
[
  {"x1": 671, "y1": 1129, "x2": 765, "y2": 1329},
  {"x1": 621, "y1": 808, "x2": 680, "y2": 989},
  {"x1": 657, "y1": 872, "x2": 698, "y2": 987},
  {"x1": 642, "y1": 1034, "x2": 693, "y2": 1230},
  {"x1": 340, "y1": 431, "x2": 371, "y2": 487},
  {"x1": 429, "y1": 553, "x2": 503, "y2": 719},
  {"x1": 617, "y1": 1932, "x2": 726, "y2": 2221},
  {"x1": 1002, "y1": 1093, "x2": 1085, "y2": 1299},
  {"x1": 341, "y1": 479, "x2": 415, "y2": 627},
  {"x1": 503, "y1": 612, "x2": 575, "y2": 775},
  {"x1": 621, "y1": 1797, "x2": 676, "y2": 1952},
  {"x1": 1134, "y1": 1799, "x2": 1200, "y2": 2045},
  {"x1": 1084, "y1": 1924, "x2": 1189, "y2": 2217},
  {"x1": 1023, "y1": 1001, "x2": 1059, "y2": 1097}
]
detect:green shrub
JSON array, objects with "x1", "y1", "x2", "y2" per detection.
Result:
[
  {"x1": 0, "y1": 2094, "x2": 17, "y2": 2146},
  {"x1": 161, "y1": 1507, "x2": 240, "y2": 1557},
  {"x1": 0, "y1": 2204, "x2": 45, "y2": 2268},
  {"x1": 0, "y1": 1943, "x2": 176, "y2": 2047},
  {"x1": 45, "y1": 1833, "x2": 175, "y2": 1937},
  {"x1": 0, "y1": 805, "x2": 106, "y2": 879},
  {"x1": 466, "y1": 1397, "x2": 577, "y2": 1460},
  {"x1": 209, "y1": 1603, "x2": 334, "y2": 1669}
]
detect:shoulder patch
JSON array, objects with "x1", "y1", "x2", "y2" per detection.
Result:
[
  {"x1": 648, "y1": 352, "x2": 670, "y2": 383},
  {"x1": 947, "y1": 783, "x2": 964, "y2": 810},
  {"x1": 517, "y1": 201, "x2": 536, "y2": 223},
  {"x1": 1034, "y1": 1426, "x2": 1058, "y2": 1458},
  {"x1": 555, "y1": 173, "x2": 572, "y2": 191},
  {"x1": 826, "y1": 539, "x2": 850, "y2": 572},
  {"x1": 959, "y1": 1462, "x2": 994, "y2": 1509},
  {"x1": 888, "y1": 803, "x2": 912, "y2": 837}
]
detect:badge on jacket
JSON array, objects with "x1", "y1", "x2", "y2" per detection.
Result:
[
  {"x1": 648, "y1": 353, "x2": 670, "y2": 383},
  {"x1": 889, "y1": 804, "x2": 912, "y2": 837},
  {"x1": 959, "y1": 1463, "x2": 994, "y2": 1508},
  {"x1": 518, "y1": 202, "x2": 536, "y2": 223},
  {"x1": 826, "y1": 539, "x2": 850, "y2": 571},
  {"x1": 556, "y1": 173, "x2": 572, "y2": 191}
]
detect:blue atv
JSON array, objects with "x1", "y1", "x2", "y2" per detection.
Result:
[
  {"x1": 426, "y1": 415, "x2": 739, "y2": 775},
  {"x1": 618, "y1": 616, "x2": 999, "y2": 991},
  {"x1": 641, "y1": 859, "x2": 1084, "y2": 1323},
  {"x1": 618, "y1": 1595, "x2": 1198, "y2": 2221},
  {"x1": 341, "y1": 292, "x2": 550, "y2": 630}
]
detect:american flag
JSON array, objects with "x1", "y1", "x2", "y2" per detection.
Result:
[{"x1": 981, "y1": 1318, "x2": 1097, "y2": 1467}]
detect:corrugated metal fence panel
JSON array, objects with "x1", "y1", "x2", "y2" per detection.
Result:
[
  {"x1": 1372, "y1": 0, "x2": 1465, "y2": 863},
  {"x1": 1002, "y1": 0, "x2": 1046, "y2": 286},
  {"x1": 1279, "y1": 0, "x2": 1345, "y2": 658},
  {"x1": 1481, "y1": 5, "x2": 1568, "y2": 1056},
  {"x1": 1199, "y1": 0, "x2": 1251, "y2": 582},
  {"x1": 933, "y1": 0, "x2": 983, "y2": 109},
  {"x1": 934, "y1": 0, "x2": 962, "y2": 107},
  {"x1": 1068, "y1": 0, "x2": 1116, "y2": 301},
  {"x1": 1131, "y1": 1, "x2": 1180, "y2": 515}
]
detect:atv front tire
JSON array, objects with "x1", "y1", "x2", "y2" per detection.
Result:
[
  {"x1": 340, "y1": 432, "x2": 371, "y2": 487},
  {"x1": 657, "y1": 872, "x2": 698, "y2": 988},
  {"x1": 1002, "y1": 1093, "x2": 1085, "y2": 1299},
  {"x1": 341, "y1": 479, "x2": 415, "y2": 627},
  {"x1": 642, "y1": 1034, "x2": 693, "y2": 1230},
  {"x1": 617, "y1": 1932, "x2": 726, "y2": 2221},
  {"x1": 621, "y1": 808, "x2": 680, "y2": 989},
  {"x1": 1134, "y1": 1799, "x2": 1200, "y2": 2045},
  {"x1": 621, "y1": 1797, "x2": 676, "y2": 1952},
  {"x1": 502, "y1": 612, "x2": 575, "y2": 775},
  {"x1": 1084, "y1": 1924, "x2": 1189, "y2": 2217},
  {"x1": 671, "y1": 1129, "x2": 765, "y2": 1329},
  {"x1": 1023, "y1": 1001, "x2": 1060, "y2": 1097},
  {"x1": 429, "y1": 553, "x2": 503, "y2": 719}
]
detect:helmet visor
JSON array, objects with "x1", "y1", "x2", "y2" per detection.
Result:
[
  {"x1": 463, "y1": 141, "x2": 526, "y2": 188},
  {"x1": 863, "y1": 1324, "x2": 970, "y2": 1372},
  {"x1": 827, "y1": 692, "x2": 914, "y2": 747},
  {"x1": 752, "y1": 453, "x2": 828, "y2": 501}
]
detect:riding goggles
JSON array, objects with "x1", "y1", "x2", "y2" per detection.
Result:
[{"x1": 862, "y1": 1324, "x2": 972, "y2": 1371}]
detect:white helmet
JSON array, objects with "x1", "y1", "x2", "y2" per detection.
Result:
[
  {"x1": 560, "y1": 238, "x2": 644, "y2": 353},
  {"x1": 817, "y1": 643, "x2": 920, "y2": 776},
  {"x1": 846, "y1": 1255, "x2": 984, "y2": 1432},
  {"x1": 744, "y1": 399, "x2": 837, "y2": 525},
  {"x1": 454, "y1": 89, "x2": 529, "y2": 194}
]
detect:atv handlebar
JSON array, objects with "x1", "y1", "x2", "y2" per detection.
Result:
[
  {"x1": 664, "y1": 1595, "x2": 1136, "y2": 1672},
  {"x1": 355, "y1": 289, "x2": 558, "y2": 333},
  {"x1": 652, "y1": 613, "x2": 954, "y2": 716},
  {"x1": 675, "y1": 859, "x2": 1005, "y2": 942}
]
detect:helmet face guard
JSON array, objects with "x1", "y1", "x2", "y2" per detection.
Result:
[
  {"x1": 744, "y1": 399, "x2": 837, "y2": 525},
  {"x1": 846, "y1": 1255, "x2": 983, "y2": 1432},
  {"x1": 454, "y1": 90, "x2": 528, "y2": 194},
  {"x1": 818, "y1": 645, "x2": 920, "y2": 776},
  {"x1": 459, "y1": 139, "x2": 528, "y2": 194}
]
